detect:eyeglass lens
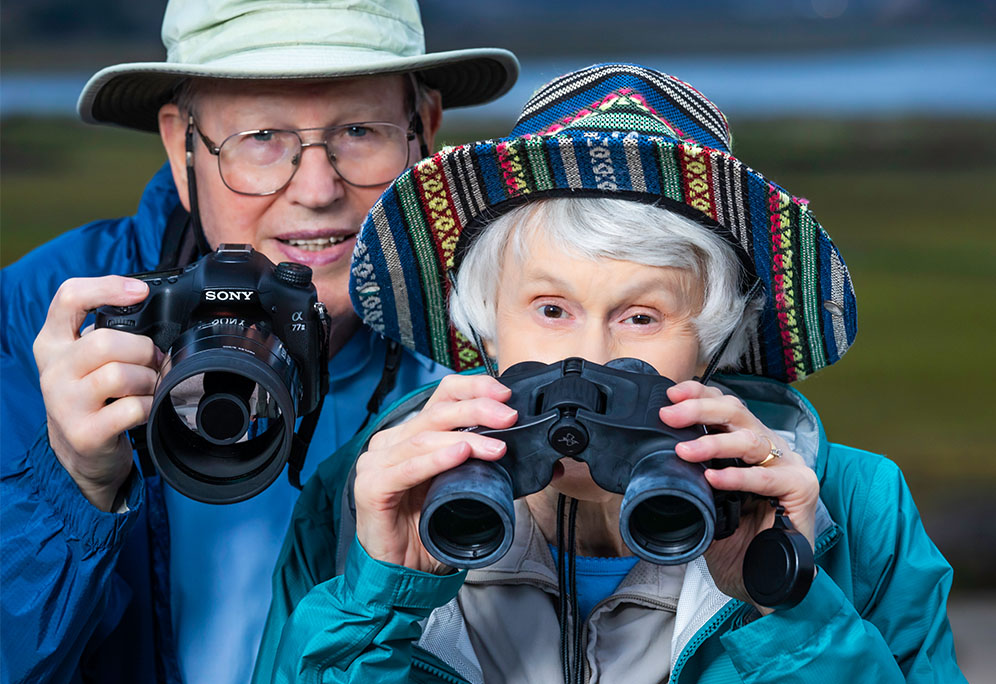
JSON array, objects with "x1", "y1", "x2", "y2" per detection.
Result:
[{"x1": 217, "y1": 123, "x2": 411, "y2": 194}]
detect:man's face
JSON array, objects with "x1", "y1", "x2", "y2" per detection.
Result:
[{"x1": 161, "y1": 76, "x2": 438, "y2": 349}]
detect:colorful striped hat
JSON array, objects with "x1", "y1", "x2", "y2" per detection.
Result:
[{"x1": 349, "y1": 63, "x2": 857, "y2": 383}]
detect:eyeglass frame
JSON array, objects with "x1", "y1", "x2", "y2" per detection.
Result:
[{"x1": 188, "y1": 114, "x2": 419, "y2": 196}]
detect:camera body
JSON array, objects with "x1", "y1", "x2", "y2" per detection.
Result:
[
  {"x1": 95, "y1": 244, "x2": 329, "y2": 504},
  {"x1": 419, "y1": 357, "x2": 746, "y2": 568}
]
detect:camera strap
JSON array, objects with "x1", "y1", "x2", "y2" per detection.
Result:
[
  {"x1": 286, "y1": 393, "x2": 325, "y2": 491},
  {"x1": 155, "y1": 205, "x2": 205, "y2": 271},
  {"x1": 355, "y1": 339, "x2": 404, "y2": 434}
]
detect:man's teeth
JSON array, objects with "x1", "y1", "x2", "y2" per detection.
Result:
[{"x1": 283, "y1": 235, "x2": 352, "y2": 251}]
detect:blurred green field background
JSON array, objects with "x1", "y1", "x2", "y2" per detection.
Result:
[{"x1": 2, "y1": 115, "x2": 995, "y2": 586}]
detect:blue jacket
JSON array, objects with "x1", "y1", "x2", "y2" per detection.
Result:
[
  {"x1": 253, "y1": 375, "x2": 966, "y2": 684},
  {"x1": 0, "y1": 165, "x2": 448, "y2": 684}
]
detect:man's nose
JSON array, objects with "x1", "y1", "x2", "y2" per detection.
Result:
[{"x1": 283, "y1": 142, "x2": 344, "y2": 208}]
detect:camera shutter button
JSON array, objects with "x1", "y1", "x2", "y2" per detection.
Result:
[
  {"x1": 275, "y1": 262, "x2": 313, "y2": 288},
  {"x1": 113, "y1": 303, "x2": 143, "y2": 315}
]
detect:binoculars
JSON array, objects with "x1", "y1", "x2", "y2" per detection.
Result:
[{"x1": 418, "y1": 357, "x2": 747, "y2": 569}]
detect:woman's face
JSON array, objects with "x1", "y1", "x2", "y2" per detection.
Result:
[{"x1": 491, "y1": 228, "x2": 707, "y2": 501}]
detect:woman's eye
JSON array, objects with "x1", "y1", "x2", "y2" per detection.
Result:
[
  {"x1": 541, "y1": 305, "x2": 565, "y2": 318},
  {"x1": 627, "y1": 313, "x2": 655, "y2": 325}
]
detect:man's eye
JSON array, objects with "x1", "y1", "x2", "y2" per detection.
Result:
[
  {"x1": 250, "y1": 131, "x2": 275, "y2": 142},
  {"x1": 345, "y1": 126, "x2": 371, "y2": 137},
  {"x1": 542, "y1": 305, "x2": 565, "y2": 318}
]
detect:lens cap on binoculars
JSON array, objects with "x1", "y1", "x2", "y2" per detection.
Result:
[
  {"x1": 95, "y1": 245, "x2": 330, "y2": 504},
  {"x1": 418, "y1": 357, "x2": 739, "y2": 569}
]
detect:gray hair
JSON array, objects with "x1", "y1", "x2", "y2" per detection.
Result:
[{"x1": 449, "y1": 197, "x2": 761, "y2": 371}]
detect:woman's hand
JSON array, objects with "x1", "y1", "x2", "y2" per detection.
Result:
[
  {"x1": 660, "y1": 380, "x2": 819, "y2": 614},
  {"x1": 353, "y1": 374, "x2": 518, "y2": 574}
]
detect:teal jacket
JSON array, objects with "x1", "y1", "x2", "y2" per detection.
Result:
[{"x1": 253, "y1": 375, "x2": 965, "y2": 684}]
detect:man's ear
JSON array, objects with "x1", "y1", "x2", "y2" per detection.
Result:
[
  {"x1": 418, "y1": 88, "x2": 444, "y2": 154},
  {"x1": 158, "y1": 103, "x2": 191, "y2": 211}
]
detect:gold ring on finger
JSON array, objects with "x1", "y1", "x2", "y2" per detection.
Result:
[{"x1": 757, "y1": 436, "x2": 783, "y2": 466}]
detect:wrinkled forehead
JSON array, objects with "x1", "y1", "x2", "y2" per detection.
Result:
[
  {"x1": 497, "y1": 212, "x2": 705, "y2": 310},
  {"x1": 183, "y1": 74, "x2": 411, "y2": 117}
]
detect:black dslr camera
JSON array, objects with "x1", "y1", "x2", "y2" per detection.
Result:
[
  {"x1": 420, "y1": 357, "x2": 814, "y2": 608},
  {"x1": 95, "y1": 244, "x2": 330, "y2": 504}
]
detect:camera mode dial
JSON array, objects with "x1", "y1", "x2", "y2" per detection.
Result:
[{"x1": 275, "y1": 262, "x2": 313, "y2": 288}]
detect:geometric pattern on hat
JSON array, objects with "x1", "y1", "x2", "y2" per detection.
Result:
[{"x1": 350, "y1": 63, "x2": 857, "y2": 383}]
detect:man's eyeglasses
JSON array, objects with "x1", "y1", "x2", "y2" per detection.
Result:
[{"x1": 192, "y1": 119, "x2": 416, "y2": 196}]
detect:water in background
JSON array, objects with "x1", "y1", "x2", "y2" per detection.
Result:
[{"x1": 3, "y1": 44, "x2": 995, "y2": 122}]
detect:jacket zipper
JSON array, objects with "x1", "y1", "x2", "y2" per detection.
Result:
[
  {"x1": 411, "y1": 654, "x2": 470, "y2": 684},
  {"x1": 669, "y1": 521, "x2": 843, "y2": 682},
  {"x1": 669, "y1": 600, "x2": 741, "y2": 683}
]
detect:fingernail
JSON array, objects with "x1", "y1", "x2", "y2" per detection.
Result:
[
  {"x1": 124, "y1": 279, "x2": 147, "y2": 294},
  {"x1": 679, "y1": 441, "x2": 700, "y2": 455},
  {"x1": 501, "y1": 406, "x2": 518, "y2": 420},
  {"x1": 485, "y1": 439, "x2": 506, "y2": 455}
]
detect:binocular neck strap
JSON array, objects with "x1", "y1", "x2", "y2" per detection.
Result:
[
  {"x1": 556, "y1": 494, "x2": 583, "y2": 684},
  {"x1": 696, "y1": 278, "x2": 764, "y2": 386}
]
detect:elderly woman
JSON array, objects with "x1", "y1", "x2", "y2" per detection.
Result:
[{"x1": 252, "y1": 64, "x2": 965, "y2": 684}]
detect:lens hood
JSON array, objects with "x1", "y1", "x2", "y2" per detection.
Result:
[{"x1": 147, "y1": 322, "x2": 301, "y2": 504}]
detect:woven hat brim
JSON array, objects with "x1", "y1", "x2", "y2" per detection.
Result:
[
  {"x1": 77, "y1": 47, "x2": 519, "y2": 132},
  {"x1": 350, "y1": 129, "x2": 857, "y2": 384}
]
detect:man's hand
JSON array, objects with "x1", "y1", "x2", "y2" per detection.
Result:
[
  {"x1": 353, "y1": 374, "x2": 517, "y2": 574},
  {"x1": 661, "y1": 381, "x2": 820, "y2": 614},
  {"x1": 33, "y1": 276, "x2": 161, "y2": 512}
]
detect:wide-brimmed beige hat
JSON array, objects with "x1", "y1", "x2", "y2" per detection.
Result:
[{"x1": 78, "y1": 0, "x2": 519, "y2": 132}]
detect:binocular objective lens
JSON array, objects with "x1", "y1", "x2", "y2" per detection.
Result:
[
  {"x1": 628, "y1": 495, "x2": 706, "y2": 556},
  {"x1": 428, "y1": 499, "x2": 505, "y2": 561}
]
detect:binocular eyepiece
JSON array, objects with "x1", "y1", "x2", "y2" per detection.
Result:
[{"x1": 418, "y1": 358, "x2": 743, "y2": 569}]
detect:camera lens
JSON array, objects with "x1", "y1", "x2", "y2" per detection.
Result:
[
  {"x1": 147, "y1": 321, "x2": 301, "y2": 504},
  {"x1": 194, "y1": 371, "x2": 256, "y2": 445}
]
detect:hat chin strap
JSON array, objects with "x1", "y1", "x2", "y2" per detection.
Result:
[
  {"x1": 446, "y1": 269, "x2": 499, "y2": 378},
  {"x1": 695, "y1": 278, "x2": 764, "y2": 386},
  {"x1": 184, "y1": 115, "x2": 216, "y2": 256}
]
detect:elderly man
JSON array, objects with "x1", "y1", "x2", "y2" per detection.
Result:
[{"x1": 0, "y1": 1, "x2": 516, "y2": 682}]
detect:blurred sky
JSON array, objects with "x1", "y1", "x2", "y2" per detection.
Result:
[{"x1": 2, "y1": 0, "x2": 995, "y2": 122}]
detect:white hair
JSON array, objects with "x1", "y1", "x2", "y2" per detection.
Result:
[{"x1": 449, "y1": 197, "x2": 762, "y2": 371}]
